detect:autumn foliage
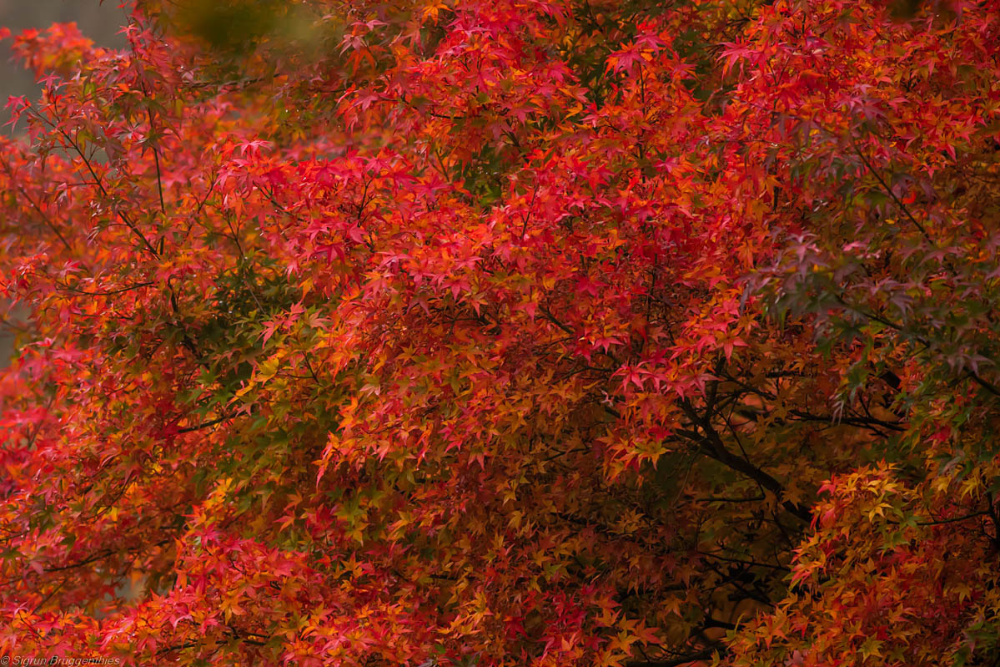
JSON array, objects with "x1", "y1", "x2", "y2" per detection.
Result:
[{"x1": 1, "y1": 0, "x2": 1000, "y2": 665}]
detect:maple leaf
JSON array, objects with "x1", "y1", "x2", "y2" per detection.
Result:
[{"x1": 1, "y1": 1, "x2": 999, "y2": 666}]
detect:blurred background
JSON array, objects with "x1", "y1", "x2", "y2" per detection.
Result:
[
  {"x1": 0, "y1": 0, "x2": 127, "y2": 367},
  {"x1": 0, "y1": 0, "x2": 128, "y2": 114}
]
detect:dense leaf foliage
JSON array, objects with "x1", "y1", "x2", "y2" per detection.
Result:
[{"x1": 1, "y1": 0, "x2": 999, "y2": 665}]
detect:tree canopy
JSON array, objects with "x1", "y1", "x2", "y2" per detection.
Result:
[{"x1": 1, "y1": 1, "x2": 1000, "y2": 665}]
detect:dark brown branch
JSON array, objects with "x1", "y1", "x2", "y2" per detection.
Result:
[
  {"x1": 177, "y1": 414, "x2": 235, "y2": 433},
  {"x1": 677, "y1": 423, "x2": 811, "y2": 523},
  {"x1": 56, "y1": 281, "x2": 155, "y2": 297},
  {"x1": 626, "y1": 648, "x2": 716, "y2": 667}
]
